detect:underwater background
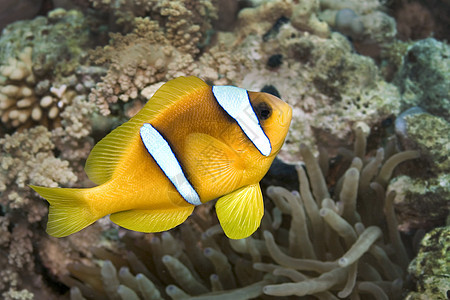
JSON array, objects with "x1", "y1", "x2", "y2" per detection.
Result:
[{"x1": 0, "y1": 0, "x2": 449, "y2": 299}]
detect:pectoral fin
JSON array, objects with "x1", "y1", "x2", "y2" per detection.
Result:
[
  {"x1": 110, "y1": 206, "x2": 194, "y2": 233},
  {"x1": 215, "y1": 183, "x2": 264, "y2": 239},
  {"x1": 184, "y1": 133, "x2": 244, "y2": 197}
]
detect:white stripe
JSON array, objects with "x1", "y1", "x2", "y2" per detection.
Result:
[
  {"x1": 212, "y1": 85, "x2": 271, "y2": 156},
  {"x1": 140, "y1": 123, "x2": 202, "y2": 206}
]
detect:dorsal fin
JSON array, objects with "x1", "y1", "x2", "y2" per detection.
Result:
[{"x1": 85, "y1": 76, "x2": 209, "y2": 185}]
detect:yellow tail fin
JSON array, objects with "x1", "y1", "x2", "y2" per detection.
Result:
[{"x1": 30, "y1": 185, "x2": 97, "y2": 237}]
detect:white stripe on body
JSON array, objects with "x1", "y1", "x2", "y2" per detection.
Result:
[
  {"x1": 212, "y1": 85, "x2": 271, "y2": 156},
  {"x1": 140, "y1": 123, "x2": 202, "y2": 206}
]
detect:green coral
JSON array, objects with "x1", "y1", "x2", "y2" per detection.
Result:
[{"x1": 403, "y1": 113, "x2": 449, "y2": 173}]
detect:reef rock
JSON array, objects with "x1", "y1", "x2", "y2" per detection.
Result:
[{"x1": 395, "y1": 38, "x2": 450, "y2": 121}]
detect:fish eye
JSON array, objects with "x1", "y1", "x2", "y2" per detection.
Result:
[{"x1": 255, "y1": 102, "x2": 272, "y2": 121}]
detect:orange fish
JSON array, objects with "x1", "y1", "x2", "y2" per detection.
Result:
[{"x1": 30, "y1": 76, "x2": 292, "y2": 239}]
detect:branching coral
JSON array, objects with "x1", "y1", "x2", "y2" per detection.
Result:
[
  {"x1": 87, "y1": 0, "x2": 218, "y2": 116},
  {"x1": 88, "y1": 0, "x2": 217, "y2": 50},
  {"x1": 52, "y1": 96, "x2": 96, "y2": 177},
  {"x1": 89, "y1": 17, "x2": 199, "y2": 116},
  {"x1": 0, "y1": 126, "x2": 79, "y2": 299}
]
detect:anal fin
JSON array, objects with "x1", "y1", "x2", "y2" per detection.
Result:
[
  {"x1": 215, "y1": 183, "x2": 264, "y2": 239},
  {"x1": 110, "y1": 206, "x2": 194, "y2": 233}
]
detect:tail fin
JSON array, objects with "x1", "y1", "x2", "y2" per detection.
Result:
[{"x1": 30, "y1": 185, "x2": 98, "y2": 237}]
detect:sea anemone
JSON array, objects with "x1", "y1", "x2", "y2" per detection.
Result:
[{"x1": 62, "y1": 122, "x2": 419, "y2": 299}]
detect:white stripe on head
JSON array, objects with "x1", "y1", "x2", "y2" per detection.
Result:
[
  {"x1": 140, "y1": 123, "x2": 202, "y2": 206},
  {"x1": 212, "y1": 85, "x2": 271, "y2": 156}
]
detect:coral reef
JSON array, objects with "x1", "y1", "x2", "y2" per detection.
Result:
[
  {"x1": 405, "y1": 226, "x2": 450, "y2": 300},
  {"x1": 88, "y1": 0, "x2": 218, "y2": 115},
  {"x1": 88, "y1": 0, "x2": 217, "y2": 42},
  {"x1": 0, "y1": 126, "x2": 78, "y2": 299},
  {"x1": 88, "y1": 18, "x2": 195, "y2": 116},
  {"x1": 319, "y1": 0, "x2": 397, "y2": 57},
  {"x1": 240, "y1": 26, "x2": 400, "y2": 161},
  {"x1": 1, "y1": 1, "x2": 448, "y2": 299},
  {"x1": 87, "y1": 0, "x2": 403, "y2": 159},
  {"x1": 394, "y1": 38, "x2": 450, "y2": 121},
  {"x1": 0, "y1": 8, "x2": 101, "y2": 129}
]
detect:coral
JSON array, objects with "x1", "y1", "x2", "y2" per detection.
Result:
[
  {"x1": 52, "y1": 96, "x2": 96, "y2": 178},
  {"x1": 379, "y1": 40, "x2": 412, "y2": 81},
  {"x1": 394, "y1": 38, "x2": 450, "y2": 121},
  {"x1": 213, "y1": 0, "x2": 239, "y2": 31},
  {"x1": 190, "y1": 17, "x2": 402, "y2": 162},
  {"x1": 0, "y1": 9, "x2": 90, "y2": 78},
  {"x1": 397, "y1": 111, "x2": 449, "y2": 174},
  {"x1": 236, "y1": 0, "x2": 293, "y2": 40},
  {"x1": 394, "y1": 0, "x2": 435, "y2": 41},
  {"x1": 0, "y1": 9, "x2": 97, "y2": 129},
  {"x1": 406, "y1": 226, "x2": 450, "y2": 300},
  {"x1": 319, "y1": 0, "x2": 384, "y2": 14},
  {"x1": 88, "y1": 17, "x2": 198, "y2": 115},
  {"x1": 290, "y1": 0, "x2": 330, "y2": 38},
  {"x1": 420, "y1": 0, "x2": 450, "y2": 41},
  {"x1": 332, "y1": 8, "x2": 365, "y2": 40},
  {"x1": 238, "y1": 25, "x2": 401, "y2": 161},
  {"x1": 88, "y1": 0, "x2": 217, "y2": 46},
  {"x1": 193, "y1": 31, "x2": 255, "y2": 85},
  {"x1": 357, "y1": 11, "x2": 397, "y2": 45},
  {"x1": 319, "y1": 1, "x2": 396, "y2": 58},
  {"x1": 236, "y1": 0, "x2": 329, "y2": 39},
  {"x1": 0, "y1": 126, "x2": 77, "y2": 221},
  {"x1": 87, "y1": 0, "x2": 401, "y2": 154},
  {"x1": 147, "y1": 0, "x2": 218, "y2": 54},
  {"x1": 388, "y1": 174, "x2": 449, "y2": 231},
  {"x1": 0, "y1": 126, "x2": 79, "y2": 299}
]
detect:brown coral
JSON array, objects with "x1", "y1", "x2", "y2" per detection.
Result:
[
  {"x1": 0, "y1": 126, "x2": 80, "y2": 299},
  {"x1": 89, "y1": 17, "x2": 196, "y2": 116}
]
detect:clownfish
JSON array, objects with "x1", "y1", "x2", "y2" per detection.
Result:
[{"x1": 30, "y1": 76, "x2": 292, "y2": 239}]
